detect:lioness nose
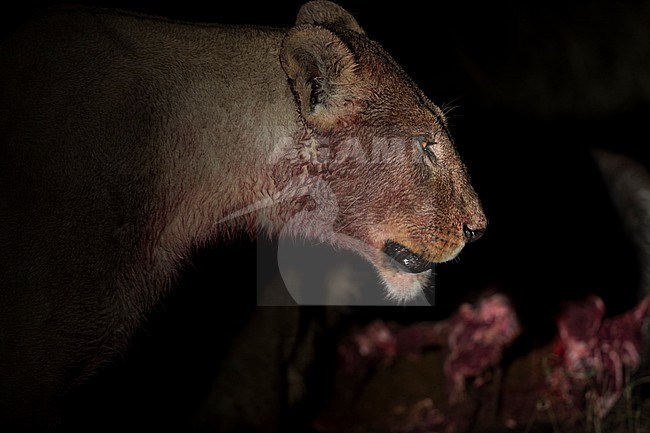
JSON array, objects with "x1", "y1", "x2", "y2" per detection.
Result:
[{"x1": 463, "y1": 224, "x2": 485, "y2": 243}]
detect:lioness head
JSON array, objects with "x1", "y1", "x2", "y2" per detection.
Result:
[{"x1": 271, "y1": 1, "x2": 486, "y2": 302}]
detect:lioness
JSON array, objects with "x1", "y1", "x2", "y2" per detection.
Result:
[{"x1": 0, "y1": 1, "x2": 485, "y2": 430}]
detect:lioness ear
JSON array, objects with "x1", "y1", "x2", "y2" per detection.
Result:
[
  {"x1": 280, "y1": 25, "x2": 361, "y2": 132},
  {"x1": 296, "y1": 0, "x2": 365, "y2": 34}
]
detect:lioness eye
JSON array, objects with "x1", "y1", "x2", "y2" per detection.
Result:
[{"x1": 416, "y1": 136, "x2": 437, "y2": 163}]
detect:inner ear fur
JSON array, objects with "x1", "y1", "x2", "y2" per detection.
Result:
[
  {"x1": 280, "y1": 25, "x2": 362, "y2": 132},
  {"x1": 295, "y1": 0, "x2": 366, "y2": 34}
]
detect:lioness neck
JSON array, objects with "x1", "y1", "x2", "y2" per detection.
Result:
[
  {"x1": 94, "y1": 13, "x2": 302, "y2": 268},
  {"x1": 1, "y1": 8, "x2": 302, "y2": 299}
]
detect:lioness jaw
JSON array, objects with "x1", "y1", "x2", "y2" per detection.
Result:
[{"x1": 0, "y1": 1, "x2": 485, "y2": 428}]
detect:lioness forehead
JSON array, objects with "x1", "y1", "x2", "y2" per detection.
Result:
[{"x1": 340, "y1": 31, "x2": 450, "y2": 133}]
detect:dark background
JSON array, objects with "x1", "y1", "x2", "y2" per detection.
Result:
[{"x1": 3, "y1": 0, "x2": 650, "y2": 431}]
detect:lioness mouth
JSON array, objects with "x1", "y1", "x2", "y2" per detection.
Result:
[{"x1": 383, "y1": 240, "x2": 432, "y2": 274}]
